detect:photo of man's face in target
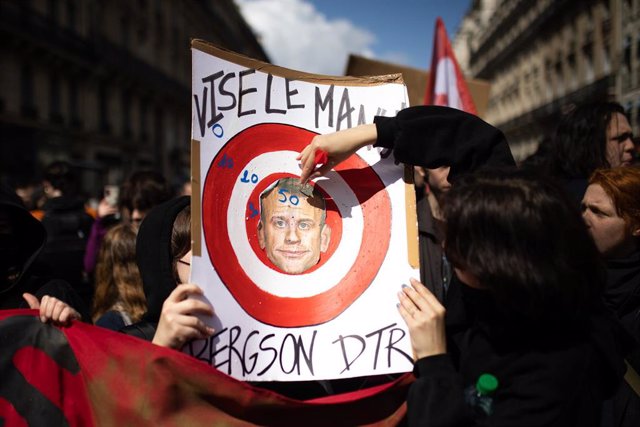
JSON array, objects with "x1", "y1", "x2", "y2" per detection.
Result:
[{"x1": 258, "y1": 178, "x2": 332, "y2": 274}]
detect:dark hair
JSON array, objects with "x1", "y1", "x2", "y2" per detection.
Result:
[
  {"x1": 546, "y1": 102, "x2": 625, "y2": 178},
  {"x1": 171, "y1": 205, "x2": 191, "y2": 282},
  {"x1": 443, "y1": 169, "x2": 603, "y2": 322},
  {"x1": 120, "y1": 170, "x2": 172, "y2": 213},
  {"x1": 44, "y1": 161, "x2": 78, "y2": 195}
]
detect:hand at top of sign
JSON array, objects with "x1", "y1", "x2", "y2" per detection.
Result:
[
  {"x1": 297, "y1": 124, "x2": 378, "y2": 184},
  {"x1": 152, "y1": 283, "x2": 215, "y2": 350},
  {"x1": 397, "y1": 278, "x2": 446, "y2": 361}
]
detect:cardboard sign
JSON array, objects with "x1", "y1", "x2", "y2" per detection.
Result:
[{"x1": 188, "y1": 40, "x2": 418, "y2": 382}]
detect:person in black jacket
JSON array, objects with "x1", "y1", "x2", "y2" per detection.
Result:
[
  {"x1": 121, "y1": 196, "x2": 214, "y2": 346},
  {"x1": 0, "y1": 183, "x2": 89, "y2": 321},
  {"x1": 298, "y1": 106, "x2": 627, "y2": 425},
  {"x1": 398, "y1": 170, "x2": 625, "y2": 426},
  {"x1": 582, "y1": 167, "x2": 640, "y2": 426},
  {"x1": 38, "y1": 161, "x2": 94, "y2": 306},
  {"x1": 541, "y1": 102, "x2": 635, "y2": 205},
  {"x1": 300, "y1": 106, "x2": 515, "y2": 308}
]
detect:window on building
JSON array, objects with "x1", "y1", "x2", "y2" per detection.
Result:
[
  {"x1": 603, "y1": 43, "x2": 611, "y2": 74},
  {"x1": 155, "y1": 11, "x2": 164, "y2": 47},
  {"x1": 139, "y1": 98, "x2": 148, "y2": 142},
  {"x1": 67, "y1": 0, "x2": 77, "y2": 32},
  {"x1": 545, "y1": 59, "x2": 553, "y2": 99},
  {"x1": 555, "y1": 55, "x2": 564, "y2": 95},
  {"x1": 583, "y1": 43, "x2": 594, "y2": 83},
  {"x1": 567, "y1": 50, "x2": 576, "y2": 72},
  {"x1": 624, "y1": 36, "x2": 632, "y2": 71},
  {"x1": 48, "y1": 0, "x2": 59, "y2": 25},
  {"x1": 69, "y1": 79, "x2": 80, "y2": 127},
  {"x1": 172, "y1": 25, "x2": 180, "y2": 58},
  {"x1": 49, "y1": 73, "x2": 63, "y2": 123},
  {"x1": 122, "y1": 91, "x2": 132, "y2": 138},
  {"x1": 20, "y1": 63, "x2": 36, "y2": 118},
  {"x1": 122, "y1": 16, "x2": 131, "y2": 50},
  {"x1": 98, "y1": 83, "x2": 110, "y2": 133}
]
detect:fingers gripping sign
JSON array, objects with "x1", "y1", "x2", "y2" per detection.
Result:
[
  {"x1": 296, "y1": 123, "x2": 378, "y2": 185},
  {"x1": 397, "y1": 278, "x2": 447, "y2": 360},
  {"x1": 23, "y1": 293, "x2": 81, "y2": 326},
  {"x1": 152, "y1": 284, "x2": 215, "y2": 350}
]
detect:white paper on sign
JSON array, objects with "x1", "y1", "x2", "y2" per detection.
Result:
[{"x1": 187, "y1": 40, "x2": 418, "y2": 382}]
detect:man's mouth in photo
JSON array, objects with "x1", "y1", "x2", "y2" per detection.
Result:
[{"x1": 277, "y1": 249, "x2": 309, "y2": 258}]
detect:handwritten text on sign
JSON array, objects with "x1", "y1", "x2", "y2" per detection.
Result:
[{"x1": 189, "y1": 41, "x2": 417, "y2": 382}]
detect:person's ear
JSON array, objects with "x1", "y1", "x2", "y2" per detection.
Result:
[
  {"x1": 258, "y1": 221, "x2": 266, "y2": 249},
  {"x1": 320, "y1": 224, "x2": 331, "y2": 252}
]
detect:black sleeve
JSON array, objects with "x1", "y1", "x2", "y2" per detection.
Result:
[
  {"x1": 373, "y1": 106, "x2": 514, "y2": 179},
  {"x1": 407, "y1": 354, "x2": 474, "y2": 427}
]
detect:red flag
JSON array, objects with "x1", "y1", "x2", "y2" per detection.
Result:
[
  {"x1": 0, "y1": 310, "x2": 412, "y2": 426},
  {"x1": 424, "y1": 17, "x2": 477, "y2": 114}
]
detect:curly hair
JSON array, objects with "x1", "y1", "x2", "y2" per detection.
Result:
[
  {"x1": 92, "y1": 223, "x2": 146, "y2": 323},
  {"x1": 589, "y1": 167, "x2": 640, "y2": 232},
  {"x1": 546, "y1": 102, "x2": 625, "y2": 178}
]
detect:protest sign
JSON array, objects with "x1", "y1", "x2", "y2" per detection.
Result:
[{"x1": 188, "y1": 40, "x2": 418, "y2": 382}]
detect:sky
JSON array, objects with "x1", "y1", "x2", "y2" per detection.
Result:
[{"x1": 234, "y1": 0, "x2": 472, "y2": 76}]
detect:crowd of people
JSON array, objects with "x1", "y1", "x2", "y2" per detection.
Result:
[{"x1": 1, "y1": 101, "x2": 639, "y2": 426}]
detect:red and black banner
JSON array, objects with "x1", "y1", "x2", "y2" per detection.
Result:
[{"x1": 0, "y1": 310, "x2": 412, "y2": 426}]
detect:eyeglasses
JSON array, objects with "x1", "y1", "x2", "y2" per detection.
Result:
[{"x1": 177, "y1": 259, "x2": 191, "y2": 266}]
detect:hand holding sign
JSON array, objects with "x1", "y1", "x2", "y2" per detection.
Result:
[
  {"x1": 152, "y1": 284, "x2": 215, "y2": 349},
  {"x1": 396, "y1": 278, "x2": 447, "y2": 361},
  {"x1": 23, "y1": 293, "x2": 81, "y2": 326},
  {"x1": 297, "y1": 124, "x2": 379, "y2": 184}
]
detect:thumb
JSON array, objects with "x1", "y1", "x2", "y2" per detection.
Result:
[{"x1": 22, "y1": 293, "x2": 40, "y2": 309}]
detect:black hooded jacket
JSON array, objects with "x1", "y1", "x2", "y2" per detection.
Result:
[
  {"x1": 373, "y1": 105, "x2": 515, "y2": 317},
  {"x1": 121, "y1": 196, "x2": 190, "y2": 340},
  {"x1": 0, "y1": 185, "x2": 89, "y2": 319},
  {"x1": 408, "y1": 293, "x2": 627, "y2": 426},
  {"x1": 373, "y1": 106, "x2": 515, "y2": 181},
  {"x1": 372, "y1": 107, "x2": 626, "y2": 425}
]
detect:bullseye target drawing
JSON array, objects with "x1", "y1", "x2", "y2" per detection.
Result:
[{"x1": 202, "y1": 123, "x2": 391, "y2": 327}]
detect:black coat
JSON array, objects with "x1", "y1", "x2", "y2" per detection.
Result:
[
  {"x1": 120, "y1": 196, "x2": 191, "y2": 340},
  {"x1": 602, "y1": 249, "x2": 640, "y2": 427},
  {"x1": 37, "y1": 195, "x2": 94, "y2": 303},
  {"x1": 0, "y1": 185, "x2": 89, "y2": 320},
  {"x1": 408, "y1": 287, "x2": 626, "y2": 427}
]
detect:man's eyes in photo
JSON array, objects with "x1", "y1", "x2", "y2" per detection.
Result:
[
  {"x1": 298, "y1": 221, "x2": 314, "y2": 230},
  {"x1": 273, "y1": 218, "x2": 288, "y2": 228}
]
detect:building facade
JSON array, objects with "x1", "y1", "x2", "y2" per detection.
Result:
[
  {"x1": 0, "y1": 0, "x2": 268, "y2": 194},
  {"x1": 454, "y1": 0, "x2": 639, "y2": 161}
]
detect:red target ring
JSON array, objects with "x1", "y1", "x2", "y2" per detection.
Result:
[{"x1": 202, "y1": 123, "x2": 391, "y2": 327}]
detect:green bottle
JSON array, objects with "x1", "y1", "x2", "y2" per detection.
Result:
[{"x1": 464, "y1": 373, "x2": 499, "y2": 417}]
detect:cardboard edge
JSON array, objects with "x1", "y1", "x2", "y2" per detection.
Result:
[
  {"x1": 191, "y1": 139, "x2": 201, "y2": 257},
  {"x1": 403, "y1": 165, "x2": 419, "y2": 269},
  {"x1": 191, "y1": 39, "x2": 404, "y2": 87}
]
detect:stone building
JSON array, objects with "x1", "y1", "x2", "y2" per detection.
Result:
[
  {"x1": 454, "y1": 0, "x2": 639, "y2": 161},
  {"x1": 0, "y1": 0, "x2": 268, "y2": 194}
]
